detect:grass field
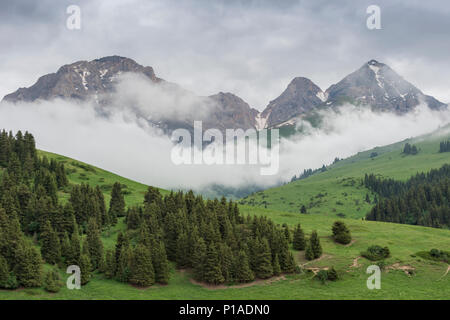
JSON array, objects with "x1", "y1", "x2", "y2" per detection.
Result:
[
  {"x1": 240, "y1": 129, "x2": 450, "y2": 219},
  {"x1": 0, "y1": 130, "x2": 449, "y2": 300}
]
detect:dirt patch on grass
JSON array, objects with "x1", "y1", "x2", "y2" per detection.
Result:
[
  {"x1": 300, "y1": 254, "x2": 332, "y2": 267},
  {"x1": 305, "y1": 267, "x2": 329, "y2": 275},
  {"x1": 349, "y1": 256, "x2": 362, "y2": 269},
  {"x1": 386, "y1": 263, "x2": 415, "y2": 276},
  {"x1": 189, "y1": 275, "x2": 286, "y2": 290}
]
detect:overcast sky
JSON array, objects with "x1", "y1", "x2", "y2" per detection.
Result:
[{"x1": 1, "y1": 0, "x2": 450, "y2": 110}]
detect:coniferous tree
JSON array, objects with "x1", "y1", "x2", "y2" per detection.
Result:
[
  {"x1": 153, "y1": 241, "x2": 170, "y2": 284},
  {"x1": 305, "y1": 243, "x2": 314, "y2": 261},
  {"x1": 309, "y1": 231, "x2": 322, "y2": 259},
  {"x1": 129, "y1": 245, "x2": 155, "y2": 287},
  {"x1": 40, "y1": 221, "x2": 61, "y2": 265},
  {"x1": 79, "y1": 253, "x2": 92, "y2": 285},
  {"x1": 44, "y1": 268, "x2": 63, "y2": 293},
  {"x1": 233, "y1": 250, "x2": 254, "y2": 283},
  {"x1": 116, "y1": 244, "x2": 132, "y2": 282},
  {"x1": 0, "y1": 254, "x2": 10, "y2": 288},
  {"x1": 109, "y1": 182, "x2": 125, "y2": 224},
  {"x1": 86, "y1": 218, "x2": 103, "y2": 270},
  {"x1": 203, "y1": 244, "x2": 224, "y2": 284},
  {"x1": 331, "y1": 221, "x2": 352, "y2": 245},
  {"x1": 14, "y1": 240, "x2": 43, "y2": 287},
  {"x1": 272, "y1": 254, "x2": 281, "y2": 276},
  {"x1": 292, "y1": 224, "x2": 306, "y2": 250},
  {"x1": 104, "y1": 249, "x2": 116, "y2": 279},
  {"x1": 254, "y1": 238, "x2": 273, "y2": 279}
]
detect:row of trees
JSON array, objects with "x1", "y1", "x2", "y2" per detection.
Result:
[
  {"x1": 365, "y1": 164, "x2": 450, "y2": 228},
  {"x1": 123, "y1": 188, "x2": 299, "y2": 285},
  {"x1": 0, "y1": 130, "x2": 128, "y2": 289},
  {"x1": 439, "y1": 140, "x2": 450, "y2": 153},
  {"x1": 403, "y1": 143, "x2": 419, "y2": 155}
]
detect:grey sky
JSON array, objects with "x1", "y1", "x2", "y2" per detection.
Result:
[{"x1": 1, "y1": 0, "x2": 449, "y2": 110}]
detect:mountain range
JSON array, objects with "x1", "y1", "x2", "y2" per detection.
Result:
[{"x1": 2, "y1": 56, "x2": 447, "y2": 133}]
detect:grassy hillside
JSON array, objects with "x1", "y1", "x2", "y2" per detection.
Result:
[
  {"x1": 38, "y1": 150, "x2": 169, "y2": 206},
  {"x1": 1, "y1": 134, "x2": 449, "y2": 300},
  {"x1": 240, "y1": 129, "x2": 450, "y2": 219},
  {"x1": 1, "y1": 206, "x2": 449, "y2": 300}
]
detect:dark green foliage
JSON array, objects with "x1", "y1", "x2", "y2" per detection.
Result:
[
  {"x1": 300, "y1": 205, "x2": 307, "y2": 214},
  {"x1": 314, "y1": 267, "x2": 339, "y2": 283},
  {"x1": 109, "y1": 182, "x2": 125, "y2": 224},
  {"x1": 272, "y1": 254, "x2": 281, "y2": 276},
  {"x1": 365, "y1": 164, "x2": 450, "y2": 228},
  {"x1": 253, "y1": 238, "x2": 273, "y2": 279},
  {"x1": 416, "y1": 249, "x2": 450, "y2": 263},
  {"x1": 40, "y1": 221, "x2": 61, "y2": 265},
  {"x1": 14, "y1": 240, "x2": 43, "y2": 287},
  {"x1": 203, "y1": 244, "x2": 224, "y2": 284},
  {"x1": 104, "y1": 249, "x2": 116, "y2": 279},
  {"x1": 331, "y1": 221, "x2": 352, "y2": 245},
  {"x1": 439, "y1": 140, "x2": 450, "y2": 153},
  {"x1": 44, "y1": 269, "x2": 63, "y2": 293},
  {"x1": 153, "y1": 241, "x2": 170, "y2": 284},
  {"x1": 232, "y1": 250, "x2": 254, "y2": 283},
  {"x1": 129, "y1": 245, "x2": 155, "y2": 287},
  {"x1": 361, "y1": 245, "x2": 390, "y2": 261},
  {"x1": 86, "y1": 218, "x2": 103, "y2": 270},
  {"x1": 293, "y1": 224, "x2": 306, "y2": 250},
  {"x1": 308, "y1": 230, "x2": 322, "y2": 260},
  {"x1": 79, "y1": 253, "x2": 92, "y2": 285},
  {"x1": 327, "y1": 267, "x2": 339, "y2": 281},
  {"x1": 403, "y1": 143, "x2": 418, "y2": 155}
]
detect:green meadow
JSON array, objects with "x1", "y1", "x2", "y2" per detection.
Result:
[{"x1": 1, "y1": 129, "x2": 449, "y2": 300}]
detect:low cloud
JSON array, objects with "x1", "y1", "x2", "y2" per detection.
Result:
[{"x1": 0, "y1": 100, "x2": 448, "y2": 194}]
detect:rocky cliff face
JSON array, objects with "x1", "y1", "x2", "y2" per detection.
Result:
[{"x1": 3, "y1": 56, "x2": 161, "y2": 103}]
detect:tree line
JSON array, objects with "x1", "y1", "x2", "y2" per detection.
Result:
[{"x1": 365, "y1": 164, "x2": 450, "y2": 228}]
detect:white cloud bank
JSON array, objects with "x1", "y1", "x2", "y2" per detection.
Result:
[{"x1": 0, "y1": 99, "x2": 449, "y2": 193}]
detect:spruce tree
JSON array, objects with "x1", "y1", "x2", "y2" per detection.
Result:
[
  {"x1": 44, "y1": 269, "x2": 63, "y2": 293},
  {"x1": 14, "y1": 240, "x2": 43, "y2": 287},
  {"x1": 331, "y1": 221, "x2": 352, "y2": 245},
  {"x1": 203, "y1": 244, "x2": 224, "y2": 284},
  {"x1": 40, "y1": 221, "x2": 61, "y2": 265},
  {"x1": 292, "y1": 224, "x2": 306, "y2": 250},
  {"x1": 272, "y1": 254, "x2": 281, "y2": 276},
  {"x1": 130, "y1": 245, "x2": 155, "y2": 287},
  {"x1": 305, "y1": 243, "x2": 314, "y2": 261},
  {"x1": 153, "y1": 241, "x2": 170, "y2": 284},
  {"x1": 233, "y1": 250, "x2": 254, "y2": 283},
  {"x1": 104, "y1": 249, "x2": 116, "y2": 279},
  {"x1": 309, "y1": 230, "x2": 322, "y2": 259},
  {"x1": 116, "y1": 244, "x2": 132, "y2": 282},
  {"x1": 86, "y1": 218, "x2": 103, "y2": 270},
  {"x1": 0, "y1": 254, "x2": 9, "y2": 288},
  {"x1": 192, "y1": 238, "x2": 206, "y2": 281},
  {"x1": 79, "y1": 253, "x2": 92, "y2": 285},
  {"x1": 254, "y1": 238, "x2": 273, "y2": 279},
  {"x1": 109, "y1": 182, "x2": 125, "y2": 224}
]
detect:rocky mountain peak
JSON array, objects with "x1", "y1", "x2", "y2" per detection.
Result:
[
  {"x1": 260, "y1": 77, "x2": 325, "y2": 128},
  {"x1": 2, "y1": 55, "x2": 161, "y2": 103}
]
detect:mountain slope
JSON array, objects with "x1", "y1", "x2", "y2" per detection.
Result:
[
  {"x1": 325, "y1": 60, "x2": 446, "y2": 112},
  {"x1": 240, "y1": 127, "x2": 450, "y2": 218},
  {"x1": 2, "y1": 56, "x2": 258, "y2": 134},
  {"x1": 260, "y1": 60, "x2": 447, "y2": 128}
]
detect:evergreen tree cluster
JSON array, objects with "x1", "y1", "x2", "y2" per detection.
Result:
[
  {"x1": 331, "y1": 221, "x2": 352, "y2": 245},
  {"x1": 439, "y1": 140, "x2": 450, "y2": 153},
  {"x1": 402, "y1": 143, "x2": 418, "y2": 155},
  {"x1": 122, "y1": 188, "x2": 297, "y2": 285},
  {"x1": 365, "y1": 164, "x2": 450, "y2": 228}
]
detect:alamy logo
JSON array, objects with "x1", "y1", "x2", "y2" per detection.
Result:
[
  {"x1": 170, "y1": 121, "x2": 280, "y2": 176},
  {"x1": 366, "y1": 265, "x2": 381, "y2": 289},
  {"x1": 66, "y1": 265, "x2": 81, "y2": 290}
]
